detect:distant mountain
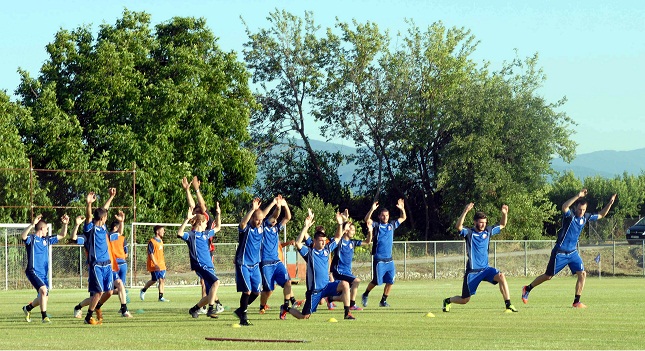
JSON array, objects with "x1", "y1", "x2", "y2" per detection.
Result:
[{"x1": 292, "y1": 139, "x2": 645, "y2": 182}]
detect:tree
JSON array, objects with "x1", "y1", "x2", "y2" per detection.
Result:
[{"x1": 14, "y1": 9, "x2": 257, "y2": 223}]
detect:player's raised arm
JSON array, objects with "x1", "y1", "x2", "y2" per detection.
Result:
[
  {"x1": 262, "y1": 196, "x2": 280, "y2": 220},
  {"x1": 456, "y1": 203, "x2": 474, "y2": 232},
  {"x1": 56, "y1": 214, "x2": 70, "y2": 240},
  {"x1": 103, "y1": 188, "x2": 117, "y2": 210},
  {"x1": 280, "y1": 198, "x2": 292, "y2": 226},
  {"x1": 191, "y1": 176, "x2": 208, "y2": 215},
  {"x1": 295, "y1": 209, "x2": 314, "y2": 250},
  {"x1": 239, "y1": 198, "x2": 261, "y2": 230},
  {"x1": 178, "y1": 209, "x2": 195, "y2": 238},
  {"x1": 333, "y1": 211, "x2": 344, "y2": 244},
  {"x1": 21, "y1": 214, "x2": 42, "y2": 241},
  {"x1": 182, "y1": 177, "x2": 196, "y2": 211},
  {"x1": 212, "y1": 202, "x2": 222, "y2": 232},
  {"x1": 562, "y1": 189, "x2": 587, "y2": 213},
  {"x1": 364, "y1": 218, "x2": 373, "y2": 245},
  {"x1": 115, "y1": 211, "x2": 125, "y2": 235},
  {"x1": 71, "y1": 216, "x2": 85, "y2": 241},
  {"x1": 597, "y1": 194, "x2": 617, "y2": 219},
  {"x1": 364, "y1": 201, "x2": 378, "y2": 223},
  {"x1": 86, "y1": 192, "x2": 96, "y2": 224},
  {"x1": 499, "y1": 205, "x2": 508, "y2": 230},
  {"x1": 396, "y1": 198, "x2": 407, "y2": 224}
]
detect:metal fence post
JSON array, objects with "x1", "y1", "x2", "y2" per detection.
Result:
[
  {"x1": 433, "y1": 241, "x2": 437, "y2": 280},
  {"x1": 79, "y1": 246, "x2": 83, "y2": 289},
  {"x1": 403, "y1": 242, "x2": 407, "y2": 280},
  {"x1": 524, "y1": 241, "x2": 528, "y2": 277},
  {"x1": 613, "y1": 240, "x2": 616, "y2": 276},
  {"x1": 494, "y1": 242, "x2": 497, "y2": 268}
]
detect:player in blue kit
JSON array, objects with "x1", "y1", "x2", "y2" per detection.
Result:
[
  {"x1": 82, "y1": 188, "x2": 116, "y2": 325},
  {"x1": 178, "y1": 203, "x2": 225, "y2": 319},
  {"x1": 282, "y1": 210, "x2": 354, "y2": 320},
  {"x1": 234, "y1": 197, "x2": 265, "y2": 326},
  {"x1": 258, "y1": 195, "x2": 300, "y2": 319},
  {"x1": 21, "y1": 213, "x2": 69, "y2": 323},
  {"x1": 442, "y1": 203, "x2": 517, "y2": 313},
  {"x1": 361, "y1": 199, "x2": 406, "y2": 308},
  {"x1": 522, "y1": 189, "x2": 616, "y2": 308},
  {"x1": 331, "y1": 210, "x2": 372, "y2": 311}
]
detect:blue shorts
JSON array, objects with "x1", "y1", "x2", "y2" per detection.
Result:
[
  {"x1": 545, "y1": 249, "x2": 584, "y2": 276},
  {"x1": 25, "y1": 270, "x2": 48, "y2": 295},
  {"x1": 235, "y1": 264, "x2": 262, "y2": 293},
  {"x1": 195, "y1": 266, "x2": 219, "y2": 295},
  {"x1": 150, "y1": 270, "x2": 166, "y2": 281},
  {"x1": 332, "y1": 271, "x2": 357, "y2": 284},
  {"x1": 301, "y1": 281, "x2": 341, "y2": 315},
  {"x1": 371, "y1": 258, "x2": 395, "y2": 286},
  {"x1": 461, "y1": 267, "x2": 499, "y2": 298},
  {"x1": 260, "y1": 261, "x2": 290, "y2": 292},
  {"x1": 117, "y1": 262, "x2": 127, "y2": 283},
  {"x1": 89, "y1": 263, "x2": 114, "y2": 294}
]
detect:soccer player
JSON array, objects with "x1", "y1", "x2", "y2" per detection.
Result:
[
  {"x1": 282, "y1": 210, "x2": 354, "y2": 320},
  {"x1": 522, "y1": 189, "x2": 616, "y2": 308},
  {"x1": 21, "y1": 213, "x2": 69, "y2": 323},
  {"x1": 259, "y1": 196, "x2": 298, "y2": 317},
  {"x1": 234, "y1": 197, "x2": 265, "y2": 326},
  {"x1": 140, "y1": 225, "x2": 169, "y2": 302},
  {"x1": 331, "y1": 209, "x2": 372, "y2": 311},
  {"x1": 109, "y1": 210, "x2": 132, "y2": 317},
  {"x1": 82, "y1": 188, "x2": 116, "y2": 325},
  {"x1": 442, "y1": 203, "x2": 518, "y2": 313},
  {"x1": 178, "y1": 203, "x2": 225, "y2": 319},
  {"x1": 361, "y1": 199, "x2": 406, "y2": 308}
]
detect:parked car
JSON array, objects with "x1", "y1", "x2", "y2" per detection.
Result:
[{"x1": 626, "y1": 217, "x2": 645, "y2": 245}]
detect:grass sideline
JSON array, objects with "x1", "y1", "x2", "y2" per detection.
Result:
[{"x1": 0, "y1": 277, "x2": 643, "y2": 350}]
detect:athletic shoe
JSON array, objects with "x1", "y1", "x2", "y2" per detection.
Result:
[
  {"x1": 239, "y1": 319, "x2": 252, "y2": 326},
  {"x1": 234, "y1": 307, "x2": 245, "y2": 322},
  {"x1": 197, "y1": 306, "x2": 207, "y2": 315},
  {"x1": 521, "y1": 286, "x2": 530, "y2": 304},
  {"x1": 327, "y1": 301, "x2": 336, "y2": 310},
  {"x1": 23, "y1": 306, "x2": 31, "y2": 323},
  {"x1": 158, "y1": 297, "x2": 170, "y2": 302},
  {"x1": 42, "y1": 317, "x2": 51, "y2": 324},
  {"x1": 505, "y1": 304, "x2": 519, "y2": 313},
  {"x1": 443, "y1": 299, "x2": 451, "y2": 312},
  {"x1": 361, "y1": 294, "x2": 369, "y2": 307},
  {"x1": 294, "y1": 299, "x2": 304, "y2": 308},
  {"x1": 96, "y1": 308, "x2": 103, "y2": 323},
  {"x1": 379, "y1": 301, "x2": 390, "y2": 307},
  {"x1": 215, "y1": 303, "x2": 225, "y2": 314},
  {"x1": 189, "y1": 308, "x2": 199, "y2": 318},
  {"x1": 139, "y1": 289, "x2": 145, "y2": 301},
  {"x1": 84, "y1": 317, "x2": 99, "y2": 325},
  {"x1": 206, "y1": 309, "x2": 219, "y2": 319},
  {"x1": 344, "y1": 313, "x2": 356, "y2": 320},
  {"x1": 279, "y1": 305, "x2": 288, "y2": 320},
  {"x1": 572, "y1": 302, "x2": 587, "y2": 308},
  {"x1": 349, "y1": 305, "x2": 363, "y2": 311},
  {"x1": 73, "y1": 306, "x2": 82, "y2": 318},
  {"x1": 121, "y1": 311, "x2": 133, "y2": 318},
  {"x1": 259, "y1": 307, "x2": 266, "y2": 314}
]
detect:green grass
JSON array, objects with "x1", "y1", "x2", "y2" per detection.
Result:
[{"x1": 1, "y1": 277, "x2": 643, "y2": 350}]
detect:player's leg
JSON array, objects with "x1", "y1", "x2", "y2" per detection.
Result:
[
  {"x1": 492, "y1": 270, "x2": 517, "y2": 312},
  {"x1": 234, "y1": 265, "x2": 253, "y2": 325},
  {"x1": 157, "y1": 271, "x2": 168, "y2": 301},
  {"x1": 140, "y1": 272, "x2": 157, "y2": 300},
  {"x1": 571, "y1": 253, "x2": 587, "y2": 308},
  {"x1": 523, "y1": 250, "x2": 559, "y2": 303},
  {"x1": 379, "y1": 261, "x2": 395, "y2": 307},
  {"x1": 362, "y1": 258, "x2": 380, "y2": 307}
]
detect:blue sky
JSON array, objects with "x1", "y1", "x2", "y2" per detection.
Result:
[{"x1": 2, "y1": 0, "x2": 644, "y2": 154}]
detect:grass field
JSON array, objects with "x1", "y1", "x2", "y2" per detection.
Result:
[{"x1": 0, "y1": 276, "x2": 643, "y2": 350}]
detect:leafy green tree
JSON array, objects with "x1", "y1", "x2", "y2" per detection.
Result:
[{"x1": 14, "y1": 10, "x2": 257, "y2": 224}]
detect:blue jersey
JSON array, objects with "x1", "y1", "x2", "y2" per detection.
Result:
[
  {"x1": 331, "y1": 238, "x2": 362, "y2": 276},
  {"x1": 83, "y1": 222, "x2": 111, "y2": 265},
  {"x1": 180, "y1": 229, "x2": 216, "y2": 270},
  {"x1": 236, "y1": 225, "x2": 263, "y2": 266},
  {"x1": 556, "y1": 210, "x2": 598, "y2": 252},
  {"x1": 461, "y1": 225, "x2": 501, "y2": 270},
  {"x1": 371, "y1": 220, "x2": 400, "y2": 259},
  {"x1": 261, "y1": 219, "x2": 284, "y2": 262},
  {"x1": 24, "y1": 235, "x2": 59, "y2": 277},
  {"x1": 299, "y1": 240, "x2": 338, "y2": 292}
]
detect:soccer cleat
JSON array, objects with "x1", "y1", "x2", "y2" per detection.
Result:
[
  {"x1": 84, "y1": 317, "x2": 99, "y2": 325},
  {"x1": 206, "y1": 309, "x2": 219, "y2": 319},
  {"x1": 361, "y1": 294, "x2": 369, "y2": 307},
  {"x1": 279, "y1": 305, "x2": 288, "y2": 320},
  {"x1": 215, "y1": 303, "x2": 225, "y2": 314},
  {"x1": 239, "y1": 319, "x2": 252, "y2": 326},
  {"x1": 327, "y1": 301, "x2": 336, "y2": 310},
  {"x1": 349, "y1": 305, "x2": 363, "y2": 311},
  {"x1": 96, "y1": 308, "x2": 103, "y2": 323},
  {"x1": 121, "y1": 311, "x2": 133, "y2": 318},
  {"x1": 294, "y1": 299, "x2": 304, "y2": 308},
  {"x1": 505, "y1": 304, "x2": 519, "y2": 313},
  {"x1": 443, "y1": 299, "x2": 451, "y2": 312},
  {"x1": 189, "y1": 308, "x2": 199, "y2": 318},
  {"x1": 139, "y1": 289, "x2": 145, "y2": 301},
  {"x1": 42, "y1": 317, "x2": 51, "y2": 324},
  {"x1": 73, "y1": 307, "x2": 82, "y2": 318},
  {"x1": 572, "y1": 302, "x2": 587, "y2": 308},
  {"x1": 23, "y1": 306, "x2": 31, "y2": 323},
  {"x1": 259, "y1": 307, "x2": 266, "y2": 314},
  {"x1": 158, "y1": 297, "x2": 170, "y2": 302},
  {"x1": 379, "y1": 301, "x2": 390, "y2": 307},
  {"x1": 197, "y1": 306, "x2": 207, "y2": 315},
  {"x1": 521, "y1": 286, "x2": 530, "y2": 304},
  {"x1": 344, "y1": 313, "x2": 356, "y2": 320}
]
